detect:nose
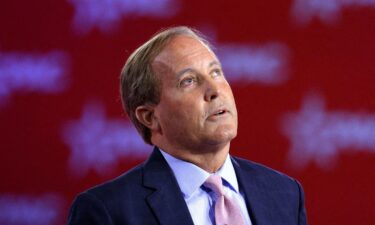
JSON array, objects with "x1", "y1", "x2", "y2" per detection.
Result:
[{"x1": 204, "y1": 79, "x2": 220, "y2": 102}]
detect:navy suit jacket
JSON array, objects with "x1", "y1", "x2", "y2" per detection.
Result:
[{"x1": 68, "y1": 147, "x2": 308, "y2": 225}]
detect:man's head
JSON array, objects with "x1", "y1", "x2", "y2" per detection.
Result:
[
  {"x1": 120, "y1": 26, "x2": 237, "y2": 152},
  {"x1": 120, "y1": 27, "x2": 202, "y2": 144}
]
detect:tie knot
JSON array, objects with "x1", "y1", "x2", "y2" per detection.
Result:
[{"x1": 204, "y1": 175, "x2": 224, "y2": 195}]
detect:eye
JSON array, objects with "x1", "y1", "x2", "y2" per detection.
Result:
[
  {"x1": 179, "y1": 77, "x2": 196, "y2": 87},
  {"x1": 211, "y1": 69, "x2": 223, "y2": 78}
]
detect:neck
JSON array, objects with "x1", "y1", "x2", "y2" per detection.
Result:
[{"x1": 157, "y1": 143, "x2": 230, "y2": 173}]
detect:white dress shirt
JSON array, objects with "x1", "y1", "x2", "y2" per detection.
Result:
[{"x1": 160, "y1": 150, "x2": 252, "y2": 225}]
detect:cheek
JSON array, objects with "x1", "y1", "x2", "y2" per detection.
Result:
[
  {"x1": 165, "y1": 99, "x2": 204, "y2": 125},
  {"x1": 223, "y1": 83, "x2": 234, "y2": 95},
  {"x1": 158, "y1": 87, "x2": 206, "y2": 118},
  {"x1": 159, "y1": 98, "x2": 190, "y2": 117}
]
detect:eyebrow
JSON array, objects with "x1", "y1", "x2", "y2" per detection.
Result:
[
  {"x1": 176, "y1": 68, "x2": 194, "y2": 79},
  {"x1": 209, "y1": 60, "x2": 221, "y2": 68},
  {"x1": 176, "y1": 60, "x2": 222, "y2": 78}
]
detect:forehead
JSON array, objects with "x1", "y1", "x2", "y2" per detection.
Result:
[{"x1": 152, "y1": 35, "x2": 218, "y2": 73}]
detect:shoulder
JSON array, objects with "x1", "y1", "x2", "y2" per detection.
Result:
[
  {"x1": 231, "y1": 156, "x2": 308, "y2": 224},
  {"x1": 68, "y1": 163, "x2": 150, "y2": 220},
  {"x1": 68, "y1": 162, "x2": 155, "y2": 225},
  {"x1": 84, "y1": 162, "x2": 149, "y2": 201},
  {"x1": 231, "y1": 156, "x2": 302, "y2": 191},
  {"x1": 71, "y1": 161, "x2": 149, "y2": 211},
  {"x1": 72, "y1": 147, "x2": 167, "y2": 206}
]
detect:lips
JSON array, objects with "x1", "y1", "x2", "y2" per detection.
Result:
[
  {"x1": 208, "y1": 107, "x2": 229, "y2": 118},
  {"x1": 213, "y1": 109, "x2": 226, "y2": 116}
]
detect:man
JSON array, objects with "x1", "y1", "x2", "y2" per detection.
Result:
[{"x1": 67, "y1": 26, "x2": 308, "y2": 225}]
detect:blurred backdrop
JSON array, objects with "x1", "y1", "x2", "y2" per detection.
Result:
[{"x1": 1, "y1": 0, "x2": 374, "y2": 224}]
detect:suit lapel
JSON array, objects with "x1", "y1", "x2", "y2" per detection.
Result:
[
  {"x1": 143, "y1": 147, "x2": 194, "y2": 225},
  {"x1": 232, "y1": 157, "x2": 273, "y2": 225}
]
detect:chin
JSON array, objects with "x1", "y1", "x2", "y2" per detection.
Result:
[{"x1": 209, "y1": 127, "x2": 237, "y2": 145}]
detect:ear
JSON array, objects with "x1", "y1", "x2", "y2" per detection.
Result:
[{"x1": 135, "y1": 105, "x2": 160, "y2": 132}]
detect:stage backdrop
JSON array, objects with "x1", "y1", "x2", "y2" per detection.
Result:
[{"x1": 1, "y1": 0, "x2": 374, "y2": 224}]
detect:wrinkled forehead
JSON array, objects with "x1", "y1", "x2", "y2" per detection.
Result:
[
  {"x1": 166, "y1": 34, "x2": 210, "y2": 50},
  {"x1": 166, "y1": 35, "x2": 214, "y2": 56},
  {"x1": 152, "y1": 35, "x2": 218, "y2": 70}
]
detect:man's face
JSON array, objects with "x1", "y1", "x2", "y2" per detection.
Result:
[{"x1": 151, "y1": 35, "x2": 238, "y2": 152}]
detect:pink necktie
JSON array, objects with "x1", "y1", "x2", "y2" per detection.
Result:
[{"x1": 204, "y1": 175, "x2": 246, "y2": 225}]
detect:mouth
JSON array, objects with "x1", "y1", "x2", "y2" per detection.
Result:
[
  {"x1": 213, "y1": 109, "x2": 226, "y2": 116},
  {"x1": 210, "y1": 108, "x2": 229, "y2": 117}
]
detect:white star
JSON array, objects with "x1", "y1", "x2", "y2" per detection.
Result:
[
  {"x1": 62, "y1": 102, "x2": 150, "y2": 177},
  {"x1": 281, "y1": 94, "x2": 375, "y2": 169},
  {"x1": 68, "y1": 0, "x2": 180, "y2": 34}
]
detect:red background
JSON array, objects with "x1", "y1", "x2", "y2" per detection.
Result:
[{"x1": 1, "y1": 0, "x2": 374, "y2": 224}]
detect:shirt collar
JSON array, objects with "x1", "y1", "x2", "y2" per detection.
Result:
[
  {"x1": 160, "y1": 149, "x2": 239, "y2": 199},
  {"x1": 216, "y1": 154, "x2": 239, "y2": 193}
]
